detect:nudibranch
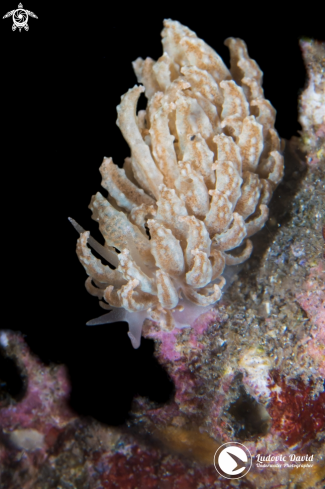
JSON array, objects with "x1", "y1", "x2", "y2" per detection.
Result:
[{"x1": 70, "y1": 20, "x2": 284, "y2": 348}]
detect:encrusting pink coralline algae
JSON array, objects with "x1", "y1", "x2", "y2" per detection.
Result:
[{"x1": 70, "y1": 19, "x2": 284, "y2": 347}]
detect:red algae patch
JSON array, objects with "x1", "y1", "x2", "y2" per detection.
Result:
[{"x1": 268, "y1": 371, "x2": 325, "y2": 446}]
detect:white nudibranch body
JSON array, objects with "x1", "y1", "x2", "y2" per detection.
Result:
[{"x1": 70, "y1": 20, "x2": 284, "y2": 348}]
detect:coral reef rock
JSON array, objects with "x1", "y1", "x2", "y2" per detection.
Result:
[{"x1": 299, "y1": 39, "x2": 325, "y2": 163}]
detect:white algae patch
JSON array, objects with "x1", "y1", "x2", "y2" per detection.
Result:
[{"x1": 9, "y1": 429, "x2": 44, "y2": 451}]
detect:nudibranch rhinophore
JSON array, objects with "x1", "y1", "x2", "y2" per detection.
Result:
[{"x1": 69, "y1": 20, "x2": 284, "y2": 348}]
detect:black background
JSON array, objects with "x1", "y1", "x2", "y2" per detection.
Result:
[{"x1": 1, "y1": 2, "x2": 324, "y2": 424}]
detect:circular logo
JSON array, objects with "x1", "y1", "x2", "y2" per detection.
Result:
[
  {"x1": 214, "y1": 442, "x2": 252, "y2": 479},
  {"x1": 13, "y1": 9, "x2": 28, "y2": 28}
]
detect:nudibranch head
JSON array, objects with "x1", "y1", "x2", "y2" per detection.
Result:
[{"x1": 70, "y1": 20, "x2": 284, "y2": 348}]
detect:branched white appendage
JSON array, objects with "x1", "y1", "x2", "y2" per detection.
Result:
[{"x1": 68, "y1": 217, "x2": 119, "y2": 267}]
